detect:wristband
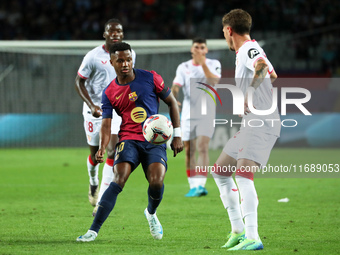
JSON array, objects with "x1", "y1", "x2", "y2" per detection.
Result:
[{"x1": 173, "y1": 127, "x2": 181, "y2": 137}]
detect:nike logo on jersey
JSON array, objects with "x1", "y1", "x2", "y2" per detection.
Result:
[
  {"x1": 101, "y1": 60, "x2": 108, "y2": 64},
  {"x1": 116, "y1": 93, "x2": 123, "y2": 100}
]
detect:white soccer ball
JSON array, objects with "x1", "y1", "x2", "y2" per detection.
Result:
[{"x1": 143, "y1": 114, "x2": 173, "y2": 145}]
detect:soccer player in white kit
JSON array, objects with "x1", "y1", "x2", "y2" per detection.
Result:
[
  {"x1": 172, "y1": 38, "x2": 221, "y2": 197},
  {"x1": 212, "y1": 9, "x2": 280, "y2": 250},
  {"x1": 75, "y1": 19, "x2": 136, "y2": 216}
]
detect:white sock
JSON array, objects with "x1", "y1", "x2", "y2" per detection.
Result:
[
  {"x1": 235, "y1": 176, "x2": 259, "y2": 240},
  {"x1": 87, "y1": 156, "x2": 99, "y2": 186},
  {"x1": 96, "y1": 162, "x2": 115, "y2": 205},
  {"x1": 188, "y1": 177, "x2": 196, "y2": 189},
  {"x1": 195, "y1": 175, "x2": 207, "y2": 188},
  {"x1": 213, "y1": 173, "x2": 244, "y2": 233}
]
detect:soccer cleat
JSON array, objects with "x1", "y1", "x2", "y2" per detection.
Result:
[
  {"x1": 185, "y1": 186, "x2": 208, "y2": 197},
  {"x1": 197, "y1": 185, "x2": 208, "y2": 196},
  {"x1": 92, "y1": 204, "x2": 99, "y2": 217},
  {"x1": 185, "y1": 187, "x2": 198, "y2": 197},
  {"x1": 88, "y1": 185, "x2": 99, "y2": 207},
  {"x1": 221, "y1": 229, "x2": 245, "y2": 248},
  {"x1": 76, "y1": 230, "x2": 97, "y2": 242},
  {"x1": 228, "y1": 237, "x2": 264, "y2": 251},
  {"x1": 144, "y1": 208, "x2": 163, "y2": 240}
]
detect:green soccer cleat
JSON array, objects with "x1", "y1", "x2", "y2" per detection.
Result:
[
  {"x1": 228, "y1": 237, "x2": 264, "y2": 251},
  {"x1": 221, "y1": 229, "x2": 245, "y2": 248},
  {"x1": 76, "y1": 230, "x2": 97, "y2": 242}
]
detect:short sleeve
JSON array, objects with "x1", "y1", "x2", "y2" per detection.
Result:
[
  {"x1": 152, "y1": 70, "x2": 171, "y2": 100},
  {"x1": 244, "y1": 47, "x2": 273, "y2": 73},
  {"x1": 172, "y1": 64, "x2": 184, "y2": 87},
  {"x1": 211, "y1": 60, "x2": 222, "y2": 78},
  {"x1": 101, "y1": 87, "x2": 113, "y2": 119},
  {"x1": 77, "y1": 53, "x2": 93, "y2": 79}
]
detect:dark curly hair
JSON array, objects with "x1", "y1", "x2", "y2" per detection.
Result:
[{"x1": 109, "y1": 42, "x2": 131, "y2": 55}]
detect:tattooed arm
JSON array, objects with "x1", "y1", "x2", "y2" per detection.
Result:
[
  {"x1": 249, "y1": 58, "x2": 269, "y2": 89},
  {"x1": 243, "y1": 58, "x2": 270, "y2": 115}
]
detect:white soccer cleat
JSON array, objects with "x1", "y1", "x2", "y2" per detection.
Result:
[
  {"x1": 144, "y1": 208, "x2": 163, "y2": 240},
  {"x1": 76, "y1": 230, "x2": 97, "y2": 242}
]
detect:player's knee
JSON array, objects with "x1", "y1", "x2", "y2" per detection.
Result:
[
  {"x1": 148, "y1": 179, "x2": 164, "y2": 190},
  {"x1": 113, "y1": 174, "x2": 128, "y2": 188},
  {"x1": 197, "y1": 144, "x2": 209, "y2": 155}
]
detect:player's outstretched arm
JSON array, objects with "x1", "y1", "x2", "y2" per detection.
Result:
[
  {"x1": 95, "y1": 118, "x2": 111, "y2": 163},
  {"x1": 75, "y1": 75, "x2": 102, "y2": 118},
  {"x1": 162, "y1": 92, "x2": 183, "y2": 157}
]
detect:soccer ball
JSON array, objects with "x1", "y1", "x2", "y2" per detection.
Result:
[{"x1": 143, "y1": 114, "x2": 173, "y2": 145}]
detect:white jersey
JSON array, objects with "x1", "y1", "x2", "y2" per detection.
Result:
[
  {"x1": 235, "y1": 40, "x2": 280, "y2": 137},
  {"x1": 78, "y1": 44, "x2": 136, "y2": 117},
  {"x1": 173, "y1": 59, "x2": 221, "y2": 121}
]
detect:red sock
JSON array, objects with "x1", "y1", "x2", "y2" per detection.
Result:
[{"x1": 105, "y1": 158, "x2": 114, "y2": 167}]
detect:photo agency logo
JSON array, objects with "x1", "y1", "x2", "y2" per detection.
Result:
[{"x1": 197, "y1": 82, "x2": 312, "y2": 128}]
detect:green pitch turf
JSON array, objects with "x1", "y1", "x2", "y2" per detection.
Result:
[{"x1": 1, "y1": 148, "x2": 339, "y2": 254}]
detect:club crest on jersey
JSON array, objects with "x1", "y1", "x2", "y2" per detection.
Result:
[
  {"x1": 129, "y1": 91, "x2": 138, "y2": 101},
  {"x1": 131, "y1": 107, "x2": 147, "y2": 123},
  {"x1": 248, "y1": 48, "x2": 260, "y2": 59}
]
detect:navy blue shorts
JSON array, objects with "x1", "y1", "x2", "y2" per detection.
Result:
[{"x1": 114, "y1": 140, "x2": 167, "y2": 172}]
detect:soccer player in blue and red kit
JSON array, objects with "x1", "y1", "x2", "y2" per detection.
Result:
[{"x1": 77, "y1": 42, "x2": 183, "y2": 242}]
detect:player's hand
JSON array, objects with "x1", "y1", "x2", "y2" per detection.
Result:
[
  {"x1": 91, "y1": 105, "x2": 102, "y2": 118},
  {"x1": 95, "y1": 149, "x2": 105, "y2": 163},
  {"x1": 192, "y1": 50, "x2": 206, "y2": 66},
  {"x1": 171, "y1": 137, "x2": 183, "y2": 157}
]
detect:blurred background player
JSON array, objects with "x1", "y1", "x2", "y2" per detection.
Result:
[
  {"x1": 75, "y1": 19, "x2": 136, "y2": 215},
  {"x1": 172, "y1": 38, "x2": 221, "y2": 197},
  {"x1": 212, "y1": 9, "x2": 280, "y2": 250},
  {"x1": 76, "y1": 42, "x2": 183, "y2": 242}
]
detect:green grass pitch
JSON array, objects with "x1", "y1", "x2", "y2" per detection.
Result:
[{"x1": 1, "y1": 147, "x2": 339, "y2": 254}]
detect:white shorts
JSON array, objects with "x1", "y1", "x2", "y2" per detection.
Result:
[
  {"x1": 223, "y1": 128, "x2": 278, "y2": 167},
  {"x1": 83, "y1": 110, "x2": 122, "y2": 146},
  {"x1": 181, "y1": 118, "x2": 215, "y2": 142}
]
